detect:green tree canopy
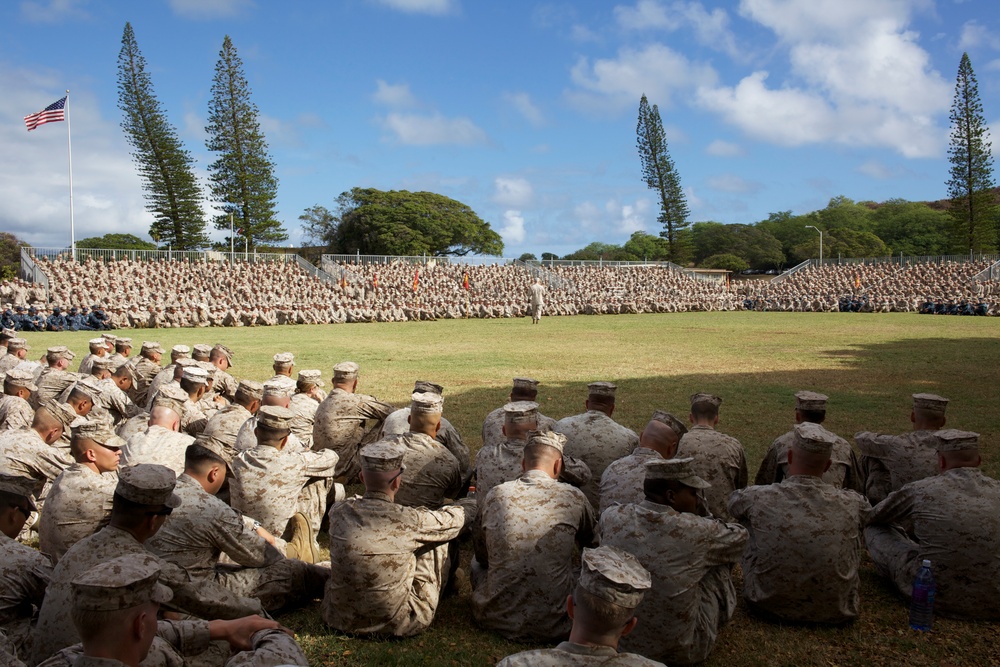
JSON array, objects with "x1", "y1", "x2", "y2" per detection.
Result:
[
  {"x1": 0, "y1": 232, "x2": 25, "y2": 280},
  {"x1": 76, "y1": 234, "x2": 157, "y2": 250},
  {"x1": 870, "y1": 200, "x2": 952, "y2": 256},
  {"x1": 518, "y1": 253, "x2": 537, "y2": 262},
  {"x1": 701, "y1": 253, "x2": 749, "y2": 273},
  {"x1": 623, "y1": 231, "x2": 671, "y2": 261},
  {"x1": 562, "y1": 242, "x2": 637, "y2": 261},
  {"x1": 691, "y1": 222, "x2": 784, "y2": 270},
  {"x1": 316, "y1": 188, "x2": 503, "y2": 257}
]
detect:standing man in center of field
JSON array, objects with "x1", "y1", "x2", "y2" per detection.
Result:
[{"x1": 529, "y1": 278, "x2": 545, "y2": 325}]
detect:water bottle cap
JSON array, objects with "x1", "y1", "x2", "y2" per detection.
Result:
[{"x1": 921, "y1": 559, "x2": 931, "y2": 567}]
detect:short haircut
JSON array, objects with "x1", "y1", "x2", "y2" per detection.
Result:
[
  {"x1": 72, "y1": 605, "x2": 144, "y2": 644},
  {"x1": 510, "y1": 388, "x2": 538, "y2": 402},
  {"x1": 179, "y1": 378, "x2": 201, "y2": 394},
  {"x1": 68, "y1": 387, "x2": 93, "y2": 405},
  {"x1": 255, "y1": 422, "x2": 290, "y2": 446},
  {"x1": 111, "y1": 492, "x2": 163, "y2": 528},
  {"x1": 587, "y1": 394, "x2": 615, "y2": 411},
  {"x1": 798, "y1": 409, "x2": 826, "y2": 424},
  {"x1": 572, "y1": 585, "x2": 635, "y2": 630},
  {"x1": 0, "y1": 490, "x2": 27, "y2": 512},
  {"x1": 522, "y1": 442, "x2": 561, "y2": 468},
  {"x1": 691, "y1": 401, "x2": 719, "y2": 421},
  {"x1": 234, "y1": 386, "x2": 258, "y2": 407},
  {"x1": 185, "y1": 444, "x2": 226, "y2": 472},
  {"x1": 642, "y1": 476, "x2": 688, "y2": 500}
]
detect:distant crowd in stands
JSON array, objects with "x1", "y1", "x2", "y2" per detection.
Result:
[{"x1": 1, "y1": 253, "x2": 997, "y2": 330}]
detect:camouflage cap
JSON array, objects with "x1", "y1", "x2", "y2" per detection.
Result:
[
  {"x1": 174, "y1": 357, "x2": 197, "y2": 368},
  {"x1": 503, "y1": 400, "x2": 538, "y2": 424},
  {"x1": 257, "y1": 405, "x2": 294, "y2": 430},
  {"x1": 195, "y1": 361, "x2": 217, "y2": 381},
  {"x1": 116, "y1": 463, "x2": 181, "y2": 508},
  {"x1": 410, "y1": 391, "x2": 443, "y2": 415},
  {"x1": 297, "y1": 369, "x2": 324, "y2": 387},
  {"x1": 587, "y1": 381, "x2": 617, "y2": 398},
  {"x1": 44, "y1": 399, "x2": 79, "y2": 430},
  {"x1": 0, "y1": 472, "x2": 38, "y2": 511},
  {"x1": 192, "y1": 344, "x2": 213, "y2": 358},
  {"x1": 360, "y1": 439, "x2": 407, "y2": 472},
  {"x1": 101, "y1": 333, "x2": 117, "y2": 345},
  {"x1": 72, "y1": 420, "x2": 126, "y2": 449},
  {"x1": 114, "y1": 362, "x2": 139, "y2": 385},
  {"x1": 88, "y1": 337, "x2": 107, "y2": 349},
  {"x1": 526, "y1": 428, "x2": 566, "y2": 454},
  {"x1": 413, "y1": 380, "x2": 443, "y2": 395},
  {"x1": 115, "y1": 337, "x2": 133, "y2": 347},
  {"x1": 171, "y1": 344, "x2": 191, "y2": 356},
  {"x1": 578, "y1": 545, "x2": 651, "y2": 609},
  {"x1": 141, "y1": 341, "x2": 165, "y2": 354},
  {"x1": 152, "y1": 384, "x2": 189, "y2": 416},
  {"x1": 236, "y1": 379, "x2": 264, "y2": 400},
  {"x1": 263, "y1": 377, "x2": 296, "y2": 398},
  {"x1": 3, "y1": 368, "x2": 37, "y2": 392},
  {"x1": 193, "y1": 433, "x2": 230, "y2": 462},
  {"x1": 649, "y1": 410, "x2": 687, "y2": 437},
  {"x1": 333, "y1": 361, "x2": 360, "y2": 381},
  {"x1": 90, "y1": 357, "x2": 114, "y2": 372},
  {"x1": 181, "y1": 366, "x2": 209, "y2": 385},
  {"x1": 512, "y1": 377, "x2": 539, "y2": 391},
  {"x1": 913, "y1": 393, "x2": 949, "y2": 414},
  {"x1": 0, "y1": 328, "x2": 14, "y2": 340},
  {"x1": 792, "y1": 422, "x2": 838, "y2": 455},
  {"x1": 71, "y1": 377, "x2": 103, "y2": 402},
  {"x1": 212, "y1": 344, "x2": 234, "y2": 361},
  {"x1": 47, "y1": 345, "x2": 75, "y2": 361},
  {"x1": 690, "y1": 393, "x2": 722, "y2": 408},
  {"x1": 71, "y1": 554, "x2": 173, "y2": 612},
  {"x1": 795, "y1": 391, "x2": 829, "y2": 411},
  {"x1": 933, "y1": 429, "x2": 979, "y2": 452},
  {"x1": 272, "y1": 352, "x2": 294, "y2": 365},
  {"x1": 644, "y1": 457, "x2": 711, "y2": 488},
  {"x1": 7, "y1": 338, "x2": 29, "y2": 351}
]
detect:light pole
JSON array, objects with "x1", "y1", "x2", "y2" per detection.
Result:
[{"x1": 805, "y1": 225, "x2": 823, "y2": 264}]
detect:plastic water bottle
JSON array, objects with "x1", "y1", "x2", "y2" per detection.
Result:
[
  {"x1": 909, "y1": 559, "x2": 936, "y2": 631},
  {"x1": 467, "y1": 485, "x2": 476, "y2": 499}
]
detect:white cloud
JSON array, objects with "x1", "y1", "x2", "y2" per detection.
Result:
[
  {"x1": 856, "y1": 160, "x2": 901, "y2": 179},
  {"x1": 570, "y1": 24, "x2": 602, "y2": 43},
  {"x1": 381, "y1": 112, "x2": 487, "y2": 146},
  {"x1": 20, "y1": 0, "x2": 89, "y2": 22},
  {"x1": 574, "y1": 198, "x2": 652, "y2": 235},
  {"x1": 567, "y1": 43, "x2": 717, "y2": 114},
  {"x1": 706, "y1": 139, "x2": 744, "y2": 156},
  {"x1": 493, "y1": 177, "x2": 534, "y2": 208},
  {"x1": 168, "y1": 0, "x2": 254, "y2": 19},
  {"x1": 707, "y1": 174, "x2": 761, "y2": 194},
  {"x1": 500, "y1": 210, "x2": 526, "y2": 244},
  {"x1": 987, "y1": 59, "x2": 1000, "y2": 72},
  {"x1": 371, "y1": 0, "x2": 456, "y2": 15},
  {"x1": 958, "y1": 21, "x2": 1000, "y2": 51},
  {"x1": 373, "y1": 80, "x2": 418, "y2": 108},
  {"x1": 503, "y1": 92, "x2": 544, "y2": 127},
  {"x1": 614, "y1": 1, "x2": 742, "y2": 58},
  {"x1": 614, "y1": 0, "x2": 677, "y2": 30}
]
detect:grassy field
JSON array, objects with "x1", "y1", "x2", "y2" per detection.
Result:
[{"x1": 25, "y1": 312, "x2": 1000, "y2": 666}]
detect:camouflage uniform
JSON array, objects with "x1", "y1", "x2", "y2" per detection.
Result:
[
  {"x1": 133, "y1": 356, "x2": 162, "y2": 405},
  {"x1": 0, "y1": 532, "x2": 51, "y2": 658},
  {"x1": 497, "y1": 643, "x2": 665, "y2": 667},
  {"x1": 472, "y1": 469, "x2": 596, "y2": 642},
  {"x1": 865, "y1": 466, "x2": 1000, "y2": 620},
  {"x1": 0, "y1": 395, "x2": 34, "y2": 432},
  {"x1": 35, "y1": 620, "x2": 219, "y2": 667},
  {"x1": 382, "y1": 407, "x2": 471, "y2": 478},
  {"x1": 677, "y1": 425, "x2": 748, "y2": 520},
  {"x1": 387, "y1": 431, "x2": 462, "y2": 509},
  {"x1": 120, "y1": 425, "x2": 195, "y2": 475},
  {"x1": 202, "y1": 403, "x2": 254, "y2": 454},
  {"x1": 555, "y1": 410, "x2": 639, "y2": 508},
  {"x1": 481, "y1": 405, "x2": 556, "y2": 452},
  {"x1": 598, "y1": 446, "x2": 663, "y2": 515},
  {"x1": 599, "y1": 500, "x2": 746, "y2": 664},
  {"x1": 312, "y1": 387, "x2": 394, "y2": 481},
  {"x1": 322, "y1": 491, "x2": 474, "y2": 636},
  {"x1": 754, "y1": 427, "x2": 863, "y2": 492},
  {"x1": 95, "y1": 377, "x2": 143, "y2": 425},
  {"x1": 855, "y1": 430, "x2": 940, "y2": 504},
  {"x1": 32, "y1": 369, "x2": 77, "y2": 408},
  {"x1": 288, "y1": 392, "x2": 320, "y2": 449},
  {"x1": 147, "y1": 474, "x2": 326, "y2": 616},
  {"x1": 0, "y1": 428, "x2": 73, "y2": 491},
  {"x1": 474, "y1": 438, "x2": 591, "y2": 502},
  {"x1": 728, "y1": 475, "x2": 871, "y2": 623},
  {"x1": 38, "y1": 464, "x2": 117, "y2": 563}
]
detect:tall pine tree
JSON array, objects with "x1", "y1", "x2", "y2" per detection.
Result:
[
  {"x1": 947, "y1": 52, "x2": 997, "y2": 252},
  {"x1": 637, "y1": 94, "x2": 691, "y2": 263},
  {"x1": 206, "y1": 35, "x2": 286, "y2": 249},
  {"x1": 117, "y1": 22, "x2": 207, "y2": 250}
]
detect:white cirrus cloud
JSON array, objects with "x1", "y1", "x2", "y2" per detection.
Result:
[
  {"x1": 493, "y1": 177, "x2": 534, "y2": 208},
  {"x1": 500, "y1": 210, "x2": 526, "y2": 244},
  {"x1": 168, "y1": 0, "x2": 254, "y2": 19},
  {"x1": 707, "y1": 173, "x2": 762, "y2": 194},
  {"x1": 371, "y1": 0, "x2": 457, "y2": 15},
  {"x1": 614, "y1": 0, "x2": 678, "y2": 30},
  {"x1": 20, "y1": 0, "x2": 89, "y2": 22},
  {"x1": 503, "y1": 92, "x2": 544, "y2": 127},
  {"x1": 706, "y1": 139, "x2": 744, "y2": 157},
  {"x1": 382, "y1": 112, "x2": 488, "y2": 146},
  {"x1": 958, "y1": 21, "x2": 1000, "y2": 51},
  {"x1": 856, "y1": 160, "x2": 904, "y2": 180},
  {"x1": 373, "y1": 80, "x2": 419, "y2": 108},
  {"x1": 615, "y1": 1, "x2": 742, "y2": 58}
]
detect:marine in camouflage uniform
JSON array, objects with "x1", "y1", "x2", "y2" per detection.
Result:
[
  {"x1": 865, "y1": 429, "x2": 1000, "y2": 620},
  {"x1": 201, "y1": 379, "x2": 263, "y2": 458},
  {"x1": 386, "y1": 392, "x2": 462, "y2": 509},
  {"x1": 676, "y1": 393, "x2": 748, "y2": 521},
  {"x1": 120, "y1": 385, "x2": 194, "y2": 475},
  {"x1": 288, "y1": 370, "x2": 324, "y2": 449},
  {"x1": 728, "y1": 423, "x2": 872, "y2": 624},
  {"x1": 472, "y1": 430, "x2": 596, "y2": 642},
  {"x1": 480, "y1": 377, "x2": 558, "y2": 455},
  {"x1": 855, "y1": 393, "x2": 947, "y2": 504},
  {"x1": 322, "y1": 440, "x2": 475, "y2": 637},
  {"x1": 381, "y1": 380, "x2": 471, "y2": 479},
  {"x1": 0, "y1": 369, "x2": 36, "y2": 432},
  {"x1": 554, "y1": 382, "x2": 639, "y2": 509},
  {"x1": 0, "y1": 338, "x2": 30, "y2": 375},
  {"x1": 312, "y1": 361, "x2": 394, "y2": 481},
  {"x1": 599, "y1": 458, "x2": 746, "y2": 664},
  {"x1": 131, "y1": 341, "x2": 165, "y2": 407},
  {"x1": 754, "y1": 391, "x2": 862, "y2": 492},
  {"x1": 599, "y1": 410, "x2": 686, "y2": 514},
  {"x1": 0, "y1": 401, "x2": 76, "y2": 494}
]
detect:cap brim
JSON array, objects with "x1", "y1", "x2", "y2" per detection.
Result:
[
  {"x1": 164, "y1": 492, "x2": 183, "y2": 509},
  {"x1": 682, "y1": 475, "x2": 712, "y2": 489},
  {"x1": 151, "y1": 582, "x2": 174, "y2": 605}
]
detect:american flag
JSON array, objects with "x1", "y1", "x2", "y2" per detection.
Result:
[{"x1": 24, "y1": 97, "x2": 67, "y2": 132}]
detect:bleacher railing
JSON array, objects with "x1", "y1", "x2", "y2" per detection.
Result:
[
  {"x1": 19, "y1": 247, "x2": 49, "y2": 288},
  {"x1": 973, "y1": 260, "x2": 1000, "y2": 282},
  {"x1": 769, "y1": 260, "x2": 812, "y2": 284},
  {"x1": 321, "y1": 254, "x2": 515, "y2": 267},
  {"x1": 814, "y1": 253, "x2": 1000, "y2": 266},
  {"x1": 25, "y1": 247, "x2": 297, "y2": 264}
]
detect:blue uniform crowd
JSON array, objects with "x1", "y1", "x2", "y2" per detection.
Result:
[{"x1": 0, "y1": 305, "x2": 111, "y2": 332}]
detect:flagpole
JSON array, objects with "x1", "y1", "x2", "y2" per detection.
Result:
[{"x1": 65, "y1": 90, "x2": 76, "y2": 259}]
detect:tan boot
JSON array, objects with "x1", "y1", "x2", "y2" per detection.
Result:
[{"x1": 286, "y1": 513, "x2": 315, "y2": 564}]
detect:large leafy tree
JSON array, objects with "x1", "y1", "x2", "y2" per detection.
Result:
[
  {"x1": 637, "y1": 94, "x2": 691, "y2": 263},
  {"x1": 947, "y1": 52, "x2": 997, "y2": 252},
  {"x1": 314, "y1": 188, "x2": 503, "y2": 256},
  {"x1": 0, "y1": 232, "x2": 26, "y2": 280},
  {"x1": 117, "y1": 22, "x2": 207, "y2": 249},
  {"x1": 206, "y1": 35, "x2": 286, "y2": 249},
  {"x1": 76, "y1": 233, "x2": 157, "y2": 250},
  {"x1": 691, "y1": 222, "x2": 785, "y2": 270}
]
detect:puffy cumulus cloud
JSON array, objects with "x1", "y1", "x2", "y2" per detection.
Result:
[
  {"x1": 573, "y1": 198, "x2": 651, "y2": 235},
  {"x1": 373, "y1": 80, "x2": 419, "y2": 108},
  {"x1": 958, "y1": 21, "x2": 1000, "y2": 51},
  {"x1": 381, "y1": 112, "x2": 488, "y2": 146},
  {"x1": 168, "y1": 0, "x2": 254, "y2": 19},
  {"x1": 258, "y1": 113, "x2": 325, "y2": 149},
  {"x1": 500, "y1": 210, "x2": 526, "y2": 244},
  {"x1": 697, "y1": 0, "x2": 950, "y2": 157},
  {"x1": 503, "y1": 92, "x2": 544, "y2": 127},
  {"x1": 20, "y1": 0, "x2": 89, "y2": 22},
  {"x1": 493, "y1": 176, "x2": 533, "y2": 208},
  {"x1": 567, "y1": 43, "x2": 717, "y2": 114},
  {"x1": 707, "y1": 173, "x2": 762, "y2": 194},
  {"x1": 1, "y1": 67, "x2": 156, "y2": 247},
  {"x1": 705, "y1": 139, "x2": 744, "y2": 157},
  {"x1": 371, "y1": 0, "x2": 457, "y2": 15},
  {"x1": 856, "y1": 160, "x2": 909, "y2": 180},
  {"x1": 615, "y1": 1, "x2": 742, "y2": 58}
]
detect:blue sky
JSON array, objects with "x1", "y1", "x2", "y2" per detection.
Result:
[{"x1": 2, "y1": 0, "x2": 998, "y2": 257}]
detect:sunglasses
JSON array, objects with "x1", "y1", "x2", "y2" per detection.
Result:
[
  {"x1": 147, "y1": 507, "x2": 174, "y2": 517},
  {"x1": 388, "y1": 466, "x2": 406, "y2": 484},
  {"x1": 14, "y1": 505, "x2": 32, "y2": 519}
]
